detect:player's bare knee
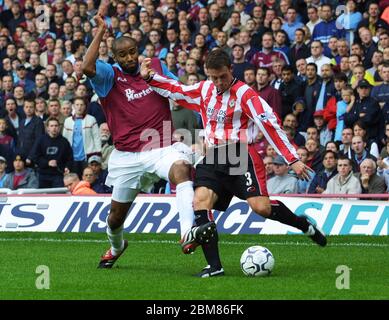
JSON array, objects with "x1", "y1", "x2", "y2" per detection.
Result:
[
  {"x1": 108, "y1": 204, "x2": 129, "y2": 229},
  {"x1": 169, "y1": 161, "x2": 192, "y2": 184},
  {"x1": 107, "y1": 213, "x2": 124, "y2": 230}
]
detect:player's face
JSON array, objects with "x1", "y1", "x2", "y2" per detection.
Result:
[
  {"x1": 207, "y1": 66, "x2": 234, "y2": 93},
  {"x1": 113, "y1": 40, "x2": 139, "y2": 74}
]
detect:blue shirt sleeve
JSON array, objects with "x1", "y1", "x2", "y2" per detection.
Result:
[
  {"x1": 161, "y1": 61, "x2": 178, "y2": 81},
  {"x1": 89, "y1": 60, "x2": 115, "y2": 98}
]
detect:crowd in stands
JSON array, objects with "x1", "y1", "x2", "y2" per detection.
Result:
[{"x1": 0, "y1": 0, "x2": 389, "y2": 197}]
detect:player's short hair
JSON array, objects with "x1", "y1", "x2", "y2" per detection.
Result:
[
  {"x1": 112, "y1": 36, "x2": 137, "y2": 54},
  {"x1": 205, "y1": 49, "x2": 231, "y2": 70}
]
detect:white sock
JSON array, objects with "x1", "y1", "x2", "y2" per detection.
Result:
[
  {"x1": 106, "y1": 222, "x2": 124, "y2": 256},
  {"x1": 176, "y1": 181, "x2": 195, "y2": 238}
]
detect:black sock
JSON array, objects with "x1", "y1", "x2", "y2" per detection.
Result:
[
  {"x1": 201, "y1": 230, "x2": 223, "y2": 270},
  {"x1": 194, "y1": 210, "x2": 223, "y2": 270},
  {"x1": 194, "y1": 210, "x2": 209, "y2": 226},
  {"x1": 269, "y1": 200, "x2": 309, "y2": 232}
]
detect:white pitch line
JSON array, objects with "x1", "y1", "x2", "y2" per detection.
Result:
[{"x1": 0, "y1": 238, "x2": 388, "y2": 247}]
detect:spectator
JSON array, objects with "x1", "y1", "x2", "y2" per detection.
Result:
[
  {"x1": 15, "y1": 65, "x2": 35, "y2": 94},
  {"x1": 296, "y1": 146, "x2": 315, "y2": 193},
  {"x1": 306, "y1": 6, "x2": 322, "y2": 36},
  {"x1": 306, "y1": 41, "x2": 332, "y2": 77},
  {"x1": 32, "y1": 73, "x2": 49, "y2": 99},
  {"x1": 313, "y1": 110, "x2": 332, "y2": 147},
  {"x1": 250, "y1": 32, "x2": 289, "y2": 70},
  {"x1": 352, "y1": 120, "x2": 379, "y2": 159},
  {"x1": 279, "y1": 65, "x2": 304, "y2": 118},
  {"x1": 282, "y1": 8, "x2": 304, "y2": 42},
  {"x1": 87, "y1": 155, "x2": 112, "y2": 194},
  {"x1": 46, "y1": 98, "x2": 66, "y2": 132},
  {"x1": 16, "y1": 99, "x2": 45, "y2": 163},
  {"x1": 303, "y1": 63, "x2": 321, "y2": 130},
  {"x1": 231, "y1": 44, "x2": 252, "y2": 82},
  {"x1": 282, "y1": 113, "x2": 306, "y2": 146},
  {"x1": 0, "y1": 156, "x2": 8, "y2": 187},
  {"x1": 323, "y1": 156, "x2": 361, "y2": 195},
  {"x1": 3, "y1": 154, "x2": 38, "y2": 190},
  {"x1": 305, "y1": 138, "x2": 323, "y2": 172},
  {"x1": 267, "y1": 155, "x2": 298, "y2": 194},
  {"x1": 35, "y1": 97, "x2": 48, "y2": 121},
  {"x1": 328, "y1": 85, "x2": 354, "y2": 143},
  {"x1": 355, "y1": 158, "x2": 386, "y2": 196},
  {"x1": 340, "y1": 127, "x2": 354, "y2": 157},
  {"x1": 64, "y1": 172, "x2": 97, "y2": 195},
  {"x1": 356, "y1": 2, "x2": 389, "y2": 38},
  {"x1": 308, "y1": 150, "x2": 338, "y2": 194},
  {"x1": 290, "y1": 29, "x2": 311, "y2": 72},
  {"x1": 312, "y1": 4, "x2": 343, "y2": 49},
  {"x1": 243, "y1": 66, "x2": 256, "y2": 89},
  {"x1": 63, "y1": 97, "x2": 101, "y2": 178},
  {"x1": 295, "y1": 58, "x2": 307, "y2": 83},
  {"x1": 371, "y1": 62, "x2": 389, "y2": 108},
  {"x1": 344, "y1": 80, "x2": 381, "y2": 141},
  {"x1": 325, "y1": 141, "x2": 340, "y2": 154},
  {"x1": 255, "y1": 67, "x2": 282, "y2": 118},
  {"x1": 30, "y1": 117, "x2": 73, "y2": 188},
  {"x1": 335, "y1": 0, "x2": 362, "y2": 45},
  {"x1": 263, "y1": 155, "x2": 275, "y2": 180},
  {"x1": 349, "y1": 135, "x2": 377, "y2": 173}
]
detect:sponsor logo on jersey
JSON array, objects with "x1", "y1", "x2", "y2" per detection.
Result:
[
  {"x1": 117, "y1": 77, "x2": 128, "y2": 82},
  {"x1": 124, "y1": 87, "x2": 153, "y2": 101}
]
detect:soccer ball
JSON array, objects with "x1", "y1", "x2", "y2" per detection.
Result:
[{"x1": 240, "y1": 246, "x2": 275, "y2": 277}]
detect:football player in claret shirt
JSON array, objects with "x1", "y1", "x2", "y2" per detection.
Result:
[
  {"x1": 82, "y1": 3, "x2": 214, "y2": 269},
  {"x1": 141, "y1": 49, "x2": 327, "y2": 277}
]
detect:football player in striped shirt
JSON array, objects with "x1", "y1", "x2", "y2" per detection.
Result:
[{"x1": 141, "y1": 49, "x2": 327, "y2": 278}]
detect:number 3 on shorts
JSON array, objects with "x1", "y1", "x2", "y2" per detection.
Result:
[{"x1": 245, "y1": 172, "x2": 252, "y2": 186}]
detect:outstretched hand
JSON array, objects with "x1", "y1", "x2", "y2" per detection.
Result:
[
  {"x1": 290, "y1": 160, "x2": 314, "y2": 181},
  {"x1": 140, "y1": 58, "x2": 155, "y2": 80},
  {"x1": 94, "y1": 0, "x2": 108, "y2": 31}
]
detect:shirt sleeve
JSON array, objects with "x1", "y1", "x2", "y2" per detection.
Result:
[
  {"x1": 161, "y1": 61, "x2": 179, "y2": 81},
  {"x1": 89, "y1": 60, "x2": 115, "y2": 98},
  {"x1": 148, "y1": 73, "x2": 202, "y2": 112},
  {"x1": 241, "y1": 91, "x2": 299, "y2": 164}
]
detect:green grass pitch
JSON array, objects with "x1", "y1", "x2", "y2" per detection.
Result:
[{"x1": 0, "y1": 232, "x2": 388, "y2": 300}]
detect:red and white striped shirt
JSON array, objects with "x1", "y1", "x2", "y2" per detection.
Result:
[{"x1": 149, "y1": 74, "x2": 299, "y2": 164}]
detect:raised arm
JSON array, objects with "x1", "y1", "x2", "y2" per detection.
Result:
[
  {"x1": 140, "y1": 58, "x2": 203, "y2": 112},
  {"x1": 82, "y1": 2, "x2": 108, "y2": 77}
]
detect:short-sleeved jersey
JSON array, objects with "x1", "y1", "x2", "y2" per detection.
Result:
[{"x1": 90, "y1": 58, "x2": 177, "y2": 152}]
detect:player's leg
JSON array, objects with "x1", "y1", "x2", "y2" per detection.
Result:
[
  {"x1": 168, "y1": 159, "x2": 196, "y2": 244},
  {"x1": 244, "y1": 145, "x2": 327, "y2": 246},
  {"x1": 247, "y1": 197, "x2": 327, "y2": 246},
  {"x1": 98, "y1": 187, "x2": 138, "y2": 268},
  {"x1": 154, "y1": 143, "x2": 197, "y2": 253},
  {"x1": 193, "y1": 186, "x2": 224, "y2": 277}
]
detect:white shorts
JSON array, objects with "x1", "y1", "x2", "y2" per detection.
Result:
[{"x1": 106, "y1": 142, "x2": 192, "y2": 201}]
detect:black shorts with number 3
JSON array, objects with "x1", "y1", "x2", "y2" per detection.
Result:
[{"x1": 193, "y1": 144, "x2": 268, "y2": 211}]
